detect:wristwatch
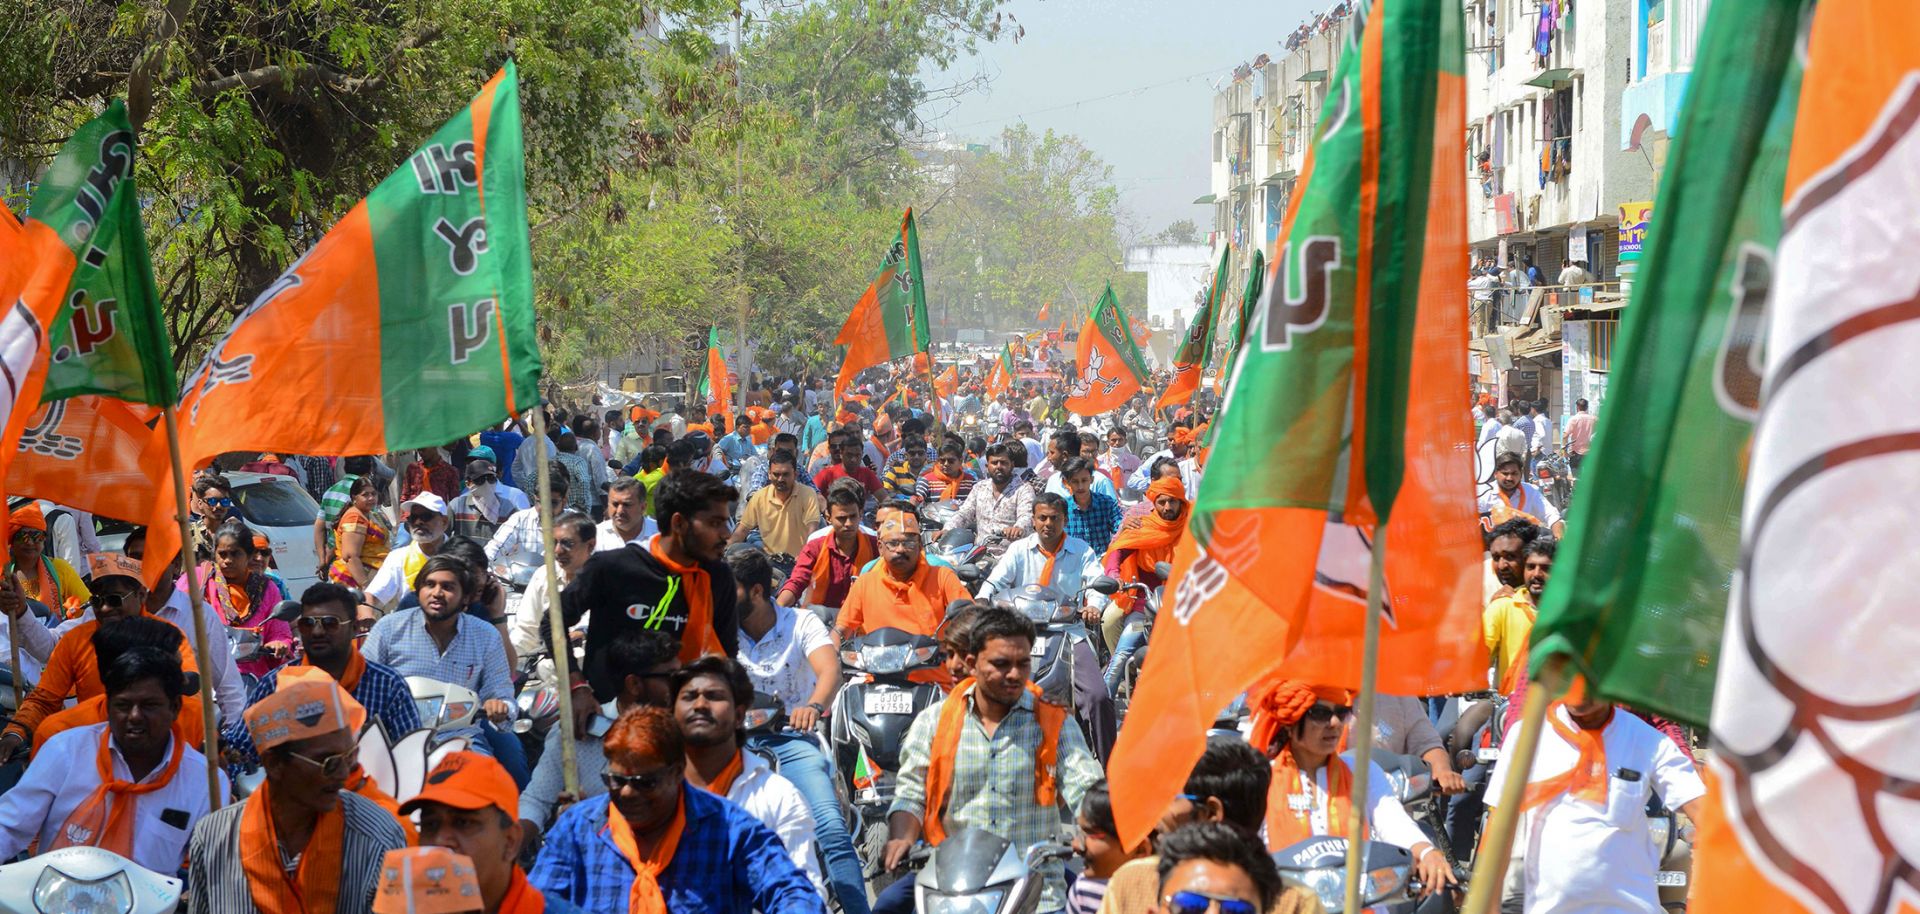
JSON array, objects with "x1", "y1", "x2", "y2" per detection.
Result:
[{"x1": 804, "y1": 701, "x2": 827, "y2": 715}]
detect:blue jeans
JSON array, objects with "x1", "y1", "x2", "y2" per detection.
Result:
[
  {"x1": 481, "y1": 718, "x2": 532, "y2": 789},
  {"x1": 747, "y1": 731, "x2": 870, "y2": 914},
  {"x1": 1102, "y1": 623, "x2": 1149, "y2": 693},
  {"x1": 1447, "y1": 755, "x2": 1491, "y2": 860}
]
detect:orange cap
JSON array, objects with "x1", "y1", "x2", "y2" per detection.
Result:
[
  {"x1": 86, "y1": 553, "x2": 144, "y2": 584},
  {"x1": 398, "y1": 750, "x2": 519, "y2": 819},
  {"x1": 373, "y1": 847, "x2": 484, "y2": 914},
  {"x1": 243, "y1": 670, "x2": 358, "y2": 751}
]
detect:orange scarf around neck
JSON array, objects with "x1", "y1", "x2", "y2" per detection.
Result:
[
  {"x1": 1266, "y1": 746, "x2": 1364, "y2": 851},
  {"x1": 696, "y1": 750, "x2": 745, "y2": 798},
  {"x1": 51, "y1": 728, "x2": 185, "y2": 855},
  {"x1": 605, "y1": 791, "x2": 688, "y2": 914},
  {"x1": 928, "y1": 467, "x2": 967, "y2": 501},
  {"x1": 921, "y1": 678, "x2": 1063, "y2": 845},
  {"x1": 650, "y1": 539, "x2": 724, "y2": 662},
  {"x1": 238, "y1": 781, "x2": 347, "y2": 914},
  {"x1": 1521, "y1": 704, "x2": 1612, "y2": 811},
  {"x1": 809, "y1": 532, "x2": 875, "y2": 605},
  {"x1": 285, "y1": 651, "x2": 367, "y2": 696},
  {"x1": 1037, "y1": 539, "x2": 1063, "y2": 588},
  {"x1": 497, "y1": 867, "x2": 548, "y2": 914}
]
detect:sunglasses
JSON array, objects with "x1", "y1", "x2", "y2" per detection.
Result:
[
  {"x1": 470, "y1": 474, "x2": 499, "y2": 485},
  {"x1": 204, "y1": 497, "x2": 235, "y2": 509},
  {"x1": 10, "y1": 530, "x2": 43, "y2": 544},
  {"x1": 1165, "y1": 891, "x2": 1258, "y2": 914},
  {"x1": 297, "y1": 615, "x2": 350, "y2": 632},
  {"x1": 288, "y1": 734, "x2": 363, "y2": 779},
  {"x1": 554, "y1": 538, "x2": 582, "y2": 549},
  {"x1": 1303, "y1": 703, "x2": 1354, "y2": 724},
  {"x1": 602, "y1": 767, "x2": 676, "y2": 793},
  {"x1": 90, "y1": 591, "x2": 140, "y2": 610}
]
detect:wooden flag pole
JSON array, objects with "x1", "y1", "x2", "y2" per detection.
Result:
[
  {"x1": 920, "y1": 347, "x2": 944, "y2": 444},
  {"x1": 1341, "y1": 524, "x2": 1388, "y2": 914},
  {"x1": 1461, "y1": 655, "x2": 1568, "y2": 914},
  {"x1": 529, "y1": 406, "x2": 580, "y2": 796},
  {"x1": 7, "y1": 595, "x2": 23, "y2": 712},
  {"x1": 162, "y1": 405, "x2": 225, "y2": 808}
]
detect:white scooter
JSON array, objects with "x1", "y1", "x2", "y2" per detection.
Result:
[
  {"x1": 0, "y1": 846, "x2": 180, "y2": 914},
  {"x1": 407, "y1": 676, "x2": 481, "y2": 734}
]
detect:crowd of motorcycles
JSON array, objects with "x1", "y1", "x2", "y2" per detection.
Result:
[{"x1": 0, "y1": 410, "x2": 1682, "y2": 914}]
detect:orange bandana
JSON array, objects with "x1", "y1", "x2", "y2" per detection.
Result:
[
  {"x1": 1522, "y1": 703, "x2": 1613, "y2": 811},
  {"x1": 649, "y1": 539, "x2": 724, "y2": 663},
  {"x1": 697, "y1": 750, "x2": 745, "y2": 798},
  {"x1": 1266, "y1": 746, "x2": 1365, "y2": 850},
  {"x1": 605, "y1": 792, "x2": 688, "y2": 914},
  {"x1": 1106, "y1": 476, "x2": 1188, "y2": 609},
  {"x1": 497, "y1": 867, "x2": 548, "y2": 914},
  {"x1": 921, "y1": 678, "x2": 1063, "y2": 845},
  {"x1": 809, "y1": 532, "x2": 876, "y2": 606},
  {"x1": 1037, "y1": 539, "x2": 1062, "y2": 589},
  {"x1": 51, "y1": 727, "x2": 185, "y2": 855},
  {"x1": 238, "y1": 780, "x2": 347, "y2": 914}
]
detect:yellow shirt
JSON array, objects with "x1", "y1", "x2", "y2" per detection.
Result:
[
  {"x1": 1482, "y1": 589, "x2": 1537, "y2": 693},
  {"x1": 12, "y1": 557, "x2": 91, "y2": 617},
  {"x1": 738, "y1": 485, "x2": 824, "y2": 558}
]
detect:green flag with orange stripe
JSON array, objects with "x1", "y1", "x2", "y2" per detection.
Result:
[
  {"x1": 833, "y1": 208, "x2": 929, "y2": 402},
  {"x1": 1108, "y1": 0, "x2": 1482, "y2": 848}
]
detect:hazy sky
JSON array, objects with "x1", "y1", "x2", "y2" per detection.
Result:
[{"x1": 918, "y1": 0, "x2": 1324, "y2": 239}]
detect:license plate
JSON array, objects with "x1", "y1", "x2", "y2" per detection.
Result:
[
  {"x1": 865, "y1": 691, "x2": 915, "y2": 716},
  {"x1": 1656, "y1": 871, "x2": 1688, "y2": 887},
  {"x1": 1476, "y1": 747, "x2": 1503, "y2": 763},
  {"x1": 1030, "y1": 635, "x2": 1049, "y2": 656}
]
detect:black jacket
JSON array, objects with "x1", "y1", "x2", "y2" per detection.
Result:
[{"x1": 562, "y1": 541, "x2": 738, "y2": 701}]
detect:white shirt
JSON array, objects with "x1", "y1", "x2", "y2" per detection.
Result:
[
  {"x1": 364, "y1": 541, "x2": 430, "y2": 607},
  {"x1": 1485, "y1": 707, "x2": 1706, "y2": 914},
  {"x1": 1496, "y1": 423, "x2": 1528, "y2": 459},
  {"x1": 1042, "y1": 471, "x2": 1118, "y2": 501},
  {"x1": 978, "y1": 534, "x2": 1108, "y2": 610},
  {"x1": 1528, "y1": 414, "x2": 1549, "y2": 452},
  {"x1": 593, "y1": 517, "x2": 657, "y2": 553},
  {"x1": 484, "y1": 506, "x2": 546, "y2": 565},
  {"x1": 511, "y1": 566, "x2": 586, "y2": 657},
  {"x1": 0, "y1": 609, "x2": 59, "y2": 682},
  {"x1": 1477, "y1": 417, "x2": 1504, "y2": 446},
  {"x1": 736, "y1": 603, "x2": 835, "y2": 712},
  {"x1": 730, "y1": 749, "x2": 826, "y2": 896},
  {"x1": 1266, "y1": 751, "x2": 1428, "y2": 853},
  {"x1": 0, "y1": 724, "x2": 228, "y2": 875},
  {"x1": 151, "y1": 589, "x2": 247, "y2": 724},
  {"x1": 1477, "y1": 482, "x2": 1563, "y2": 528}
]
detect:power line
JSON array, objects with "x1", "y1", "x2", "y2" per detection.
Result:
[{"x1": 937, "y1": 65, "x2": 1229, "y2": 131}]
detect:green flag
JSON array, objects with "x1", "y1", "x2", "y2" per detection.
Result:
[
  {"x1": 833, "y1": 208, "x2": 929, "y2": 401},
  {"x1": 26, "y1": 100, "x2": 176, "y2": 406},
  {"x1": 1220, "y1": 247, "x2": 1267, "y2": 388},
  {"x1": 1528, "y1": 0, "x2": 1809, "y2": 726}
]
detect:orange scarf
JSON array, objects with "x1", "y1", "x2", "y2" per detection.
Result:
[
  {"x1": 1037, "y1": 539, "x2": 1062, "y2": 588},
  {"x1": 238, "y1": 781, "x2": 347, "y2": 914},
  {"x1": 497, "y1": 867, "x2": 548, "y2": 914},
  {"x1": 50, "y1": 728, "x2": 185, "y2": 855},
  {"x1": 1521, "y1": 704, "x2": 1612, "y2": 811},
  {"x1": 605, "y1": 792, "x2": 688, "y2": 914},
  {"x1": 927, "y1": 467, "x2": 967, "y2": 501},
  {"x1": 650, "y1": 539, "x2": 724, "y2": 662},
  {"x1": 1266, "y1": 747, "x2": 1365, "y2": 850},
  {"x1": 1106, "y1": 476, "x2": 1188, "y2": 609},
  {"x1": 697, "y1": 750, "x2": 746, "y2": 797},
  {"x1": 284, "y1": 652, "x2": 366, "y2": 695},
  {"x1": 808, "y1": 532, "x2": 875, "y2": 605},
  {"x1": 921, "y1": 678, "x2": 1064, "y2": 845}
]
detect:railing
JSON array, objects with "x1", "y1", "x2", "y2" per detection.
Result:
[{"x1": 1467, "y1": 280, "x2": 1621, "y2": 337}]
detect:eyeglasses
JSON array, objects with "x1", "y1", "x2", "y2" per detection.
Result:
[
  {"x1": 10, "y1": 530, "x2": 43, "y2": 544},
  {"x1": 205, "y1": 497, "x2": 235, "y2": 509},
  {"x1": 297, "y1": 615, "x2": 349, "y2": 632},
  {"x1": 1303, "y1": 704, "x2": 1354, "y2": 724},
  {"x1": 554, "y1": 538, "x2": 582, "y2": 549},
  {"x1": 90, "y1": 591, "x2": 139, "y2": 610},
  {"x1": 602, "y1": 767, "x2": 676, "y2": 793},
  {"x1": 287, "y1": 735, "x2": 363, "y2": 778},
  {"x1": 470, "y1": 474, "x2": 499, "y2": 485},
  {"x1": 1164, "y1": 891, "x2": 1259, "y2": 914}
]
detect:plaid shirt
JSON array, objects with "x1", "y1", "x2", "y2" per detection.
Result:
[
  {"x1": 360, "y1": 609, "x2": 511, "y2": 751},
  {"x1": 891, "y1": 685, "x2": 1103, "y2": 912},
  {"x1": 529, "y1": 788, "x2": 826, "y2": 914},
  {"x1": 1064, "y1": 491, "x2": 1123, "y2": 554},
  {"x1": 219, "y1": 659, "x2": 421, "y2": 767},
  {"x1": 485, "y1": 506, "x2": 545, "y2": 565}
]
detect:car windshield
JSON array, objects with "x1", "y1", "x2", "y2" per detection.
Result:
[{"x1": 233, "y1": 480, "x2": 319, "y2": 527}]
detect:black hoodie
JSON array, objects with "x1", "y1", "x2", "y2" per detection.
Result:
[{"x1": 562, "y1": 540, "x2": 738, "y2": 702}]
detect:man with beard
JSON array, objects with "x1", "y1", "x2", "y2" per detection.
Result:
[
  {"x1": 832, "y1": 512, "x2": 969, "y2": 684},
  {"x1": 361, "y1": 492, "x2": 454, "y2": 616},
  {"x1": 945, "y1": 443, "x2": 1033, "y2": 558},
  {"x1": 595, "y1": 477, "x2": 659, "y2": 552},
  {"x1": 672, "y1": 657, "x2": 825, "y2": 895},
  {"x1": 1478, "y1": 451, "x2": 1564, "y2": 536},
  {"x1": 362, "y1": 556, "x2": 514, "y2": 765}
]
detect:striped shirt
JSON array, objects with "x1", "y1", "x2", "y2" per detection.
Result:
[
  {"x1": 360, "y1": 608, "x2": 511, "y2": 751},
  {"x1": 185, "y1": 791, "x2": 406, "y2": 914}
]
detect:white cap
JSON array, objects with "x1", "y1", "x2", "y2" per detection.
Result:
[{"x1": 399, "y1": 491, "x2": 448, "y2": 517}]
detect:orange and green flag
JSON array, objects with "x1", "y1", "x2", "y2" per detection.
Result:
[
  {"x1": 1108, "y1": 0, "x2": 1480, "y2": 849},
  {"x1": 1156, "y1": 244, "x2": 1231, "y2": 411},
  {"x1": 1216, "y1": 248, "x2": 1266, "y2": 396},
  {"x1": 1065, "y1": 285, "x2": 1151, "y2": 416},
  {"x1": 834, "y1": 208, "x2": 929, "y2": 402},
  {"x1": 144, "y1": 62, "x2": 537, "y2": 582},
  {"x1": 693, "y1": 326, "x2": 732, "y2": 419},
  {"x1": 986, "y1": 343, "x2": 1015, "y2": 398}
]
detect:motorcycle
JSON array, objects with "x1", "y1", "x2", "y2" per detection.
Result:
[
  {"x1": 1648, "y1": 799, "x2": 1695, "y2": 909},
  {"x1": 0, "y1": 846, "x2": 181, "y2": 914},
  {"x1": 1536, "y1": 450, "x2": 1572, "y2": 512},
  {"x1": 1088, "y1": 562, "x2": 1170, "y2": 719},
  {"x1": 828, "y1": 627, "x2": 946, "y2": 892},
  {"x1": 408, "y1": 676, "x2": 482, "y2": 735},
  {"x1": 910, "y1": 828, "x2": 1073, "y2": 914},
  {"x1": 1271, "y1": 836, "x2": 1464, "y2": 914}
]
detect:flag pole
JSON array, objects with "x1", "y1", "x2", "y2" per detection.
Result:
[
  {"x1": 1341, "y1": 524, "x2": 1387, "y2": 914},
  {"x1": 529, "y1": 406, "x2": 580, "y2": 797},
  {"x1": 7, "y1": 593, "x2": 23, "y2": 711},
  {"x1": 920, "y1": 347, "x2": 944, "y2": 444},
  {"x1": 162, "y1": 406, "x2": 225, "y2": 808},
  {"x1": 1461, "y1": 655, "x2": 1568, "y2": 914}
]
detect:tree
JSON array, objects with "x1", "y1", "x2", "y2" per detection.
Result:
[{"x1": 1153, "y1": 218, "x2": 1200, "y2": 244}]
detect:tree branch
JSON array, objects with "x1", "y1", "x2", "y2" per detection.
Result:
[{"x1": 193, "y1": 26, "x2": 442, "y2": 98}]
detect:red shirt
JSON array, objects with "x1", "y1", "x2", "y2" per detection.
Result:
[
  {"x1": 813, "y1": 463, "x2": 884, "y2": 495},
  {"x1": 780, "y1": 530, "x2": 878, "y2": 608}
]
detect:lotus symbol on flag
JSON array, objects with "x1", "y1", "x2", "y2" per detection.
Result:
[
  {"x1": 1068, "y1": 347, "x2": 1120, "y2": 399},
  {"x1": 1712, "y1": 76, "x2": 1920, "y2": 914}
]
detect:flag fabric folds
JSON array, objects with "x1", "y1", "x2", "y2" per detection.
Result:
[
  {"x1": 694, "y1": 326, "x2": 731, "y2": 421},
  {"x1": 145, "y1": 62, "x2": 538, "y2": 583},
  {"x1": 1692, "y1": 2, "x2": 1920, "y2": 911},
  {"x1": 933, "y1": 365, "x2": 958, "y2": 399},
  {"x1": 1065, "y1": 285, "x2": 1152, "y2": 416},
  {"x1": 986, "y1": 343, "x2": 1015, "y2": 399},
  {"x1": 1107, "y1": 0, "x2": 1479, "y2": 849},
  {"x1": 1217, "y1": 248, "x2": 1267, "y2": 396},
  {"x1": 1526, "y1": 0, "x2": 1805, "y2": 729},
  {"x1": 1156, "y1": 245, "x2": 1230, "y2": 411},
  {"x1": 833, "y1": 208, "x2": 930, "y2": 402},
  {"x1": 1037, "y1": 300, "x2": 1052, "y2": 324}
]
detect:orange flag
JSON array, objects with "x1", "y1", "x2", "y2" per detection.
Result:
[
  {"x1": 1063, "y1": 286, "x2": 1151, "y2": 416},
  {"x1": 703, "y1": 328, "x2": 732, "y2": 418},
  {"x1": 934, "y1": 365, "x2": 958, "y2": 399},
  {"x1": 8, "y1": 397, "x2": 167, "y2": 526},
  {"x1": 1037, "y1": 300, "x2": 1052, "y2": 324},
  {"x1": 833, "y1": 209, "x2": 928, "y2": 403}
]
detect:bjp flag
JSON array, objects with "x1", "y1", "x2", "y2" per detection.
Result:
[
  {"x1": 1037, "y1": 300, "x2": 1052, "y2": 324},
  {"x1": 1063, "y1": 285, "x2": 1151, "y2": 416},
  {"x1": 1156, "y1": 245, "x2": 1230, "y2": 411},
  {"x1": 933, "y1": 365, "x2": 958, "y2": 399}
]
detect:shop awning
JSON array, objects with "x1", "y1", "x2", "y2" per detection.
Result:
[
  {"x1": 1261, "y1": 170, "x2": 1297, "y2": 186},
  {"x1": 1192, "y1": 193, "x2": 1218, "y2": 204},
  {"x1": 1525, "y1": 67, "x2": 1575, "y2": 88}
]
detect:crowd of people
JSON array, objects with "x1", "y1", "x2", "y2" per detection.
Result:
[{"x1": 0, "y1": 348, "x2": 1701, "y2": 914}]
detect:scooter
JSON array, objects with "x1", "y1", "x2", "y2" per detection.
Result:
[
  {"x1": 0, "y1": 846, "x2": 181, "y2": 914},
  {"x1": 828, "y1": 627, "x2": 945, "y2": 892},
  {"x1": 910, "y1": 829, "x2": 1073, "y2": 914},
  {"x1": 408, "y1": 676, "x2": 481, "y2": 735},
  {"x1": 1271, "y1": 836, "x2": 1464, "y2": 914}
]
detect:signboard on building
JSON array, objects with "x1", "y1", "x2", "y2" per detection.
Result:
[
  {"x1": 1569, "y1": 226, "x2": 1589, "y2": 264},
  {"x1": 1618, "y1": 201, "x2": 1653, "y2": 255},
  {"x1": 1562, "y1": 320, "x2": 1610, "y2": 417}
]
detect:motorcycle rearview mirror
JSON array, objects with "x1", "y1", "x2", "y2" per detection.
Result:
[
  {"x1": 1153, "y1": 561, "x2": 1174, "y2": 579},
  {"x1": 270, "y1": 599, "x2": 304, "y2": 623},
  {"x1": 1087, "y1": 576, "x2": 1121, "y2": 596},
  {"x1": 181, "y1": 671, "x2": 202, "y2": 696}
]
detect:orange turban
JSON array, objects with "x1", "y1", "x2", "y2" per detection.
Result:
[
  {"x1": 1144, "y1": 474, "x2": 1188, "y2": 506},
  {"x1": 8, "y1": 502, "x2": 45, "y2": 533},
  {"x1": 1170, "y1": 426, "x2": 1198, "y2": 447},
  {"x1": 1247, "y1": 677, "x2": 1354, "y2": 756}
]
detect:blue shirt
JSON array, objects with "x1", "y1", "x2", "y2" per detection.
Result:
[
  {"x1": 1063, "y1": 491, "x2": 1123, "y2": 554},
  {"x1": 480, "y1": 429, "x2": 526, "y2": 487},
  {"x1": 361, "y1": 608, "x2": 513, "y2": 752},
  {"x1": 800, "y1": 416, "x2": 829, "y2": 456},
  {"x1": 529, "y1": 787, "x2": 826, "y2": 914},
  {"x1": 719, "y1": 431, "x2": 756, "y2": 468},
  {"x1": 220, "y1": 658, "x2": 421, "y2": 767}
]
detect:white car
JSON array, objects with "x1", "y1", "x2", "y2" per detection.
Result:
[{"x1": 222, "y1": 471, "x2": 324, "y2": 597}]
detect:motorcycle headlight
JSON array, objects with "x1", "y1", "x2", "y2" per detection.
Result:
[
  {"x1": 416, "y1": 696, "x2": 444, "y2": 723},
  {"x1": 1290, "y1": 868, "x2": 1345, "y2": 909},
  {"x1": 1648, "y1": 814, "x2": 1672, "y2": 855},
  {"x1": 741, "y1": 707, "x2": 779, "y2": 730},
  {"x1": 441, "y1": 699, "x2": 476, "y2": 725},
  {"x1": 1385, "y1": 768, "x2": 1410, "y2": 801},
  {"x1": 34, "y1": 867, "x2": 134, "y2": 914},
  {"x1": 860, "y1": 643, "x2": 912, "y2": 675},
  {"x1": 924, "y1": 889, "x2": 1006, "y2": 914},
  {"x1": 1361, "y1": 864, "x2": 1407, "y2": 904}
]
